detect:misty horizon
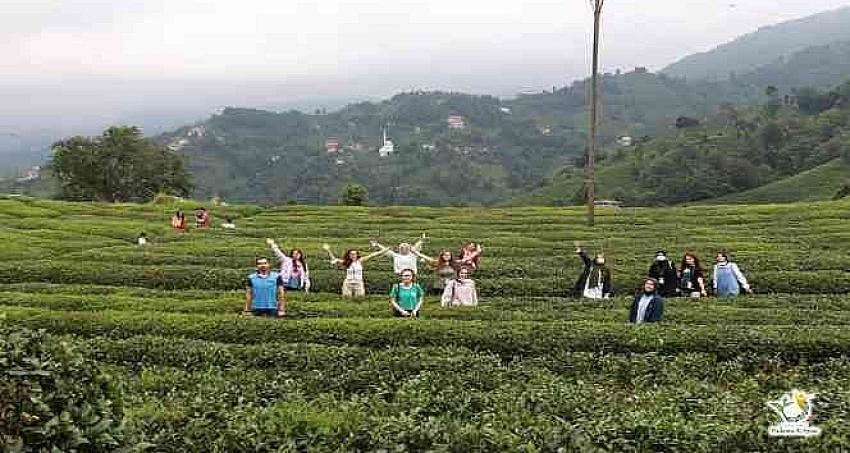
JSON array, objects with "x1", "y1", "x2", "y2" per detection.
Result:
[{"x1": 2, "y1": 0, "x2": 850, "y2": 153}]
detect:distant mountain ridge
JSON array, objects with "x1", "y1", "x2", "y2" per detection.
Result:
[{"x1": 663, "y1": 6, "x2": 850, "y2": 81}]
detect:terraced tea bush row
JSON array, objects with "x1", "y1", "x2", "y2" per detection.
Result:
[
  {"x1": 6, "y1": 307, "x2": 850, "y2": 363},
  {"x1": 3, "y1": 197, "x2": 850, "y2": 299},
  {"x1": 4, "y1": 289, "x2": 850, "y2": 325},
  {"x1": 67, "y1": 336, "x2": 850, "y2": 452}
]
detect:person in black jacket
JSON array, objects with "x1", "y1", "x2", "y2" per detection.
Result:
[
  {"x1": 629, "y1": 278, "x2": 664, "y2": 324},
  {"x1": 648, "y1": 251, "x2": 679, "y2": 297},
  {"x1": 572, "y1": 242, "x2": 612, "y2": 299}
]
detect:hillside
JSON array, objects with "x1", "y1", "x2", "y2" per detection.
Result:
[
  {"x1": 161, "y1": 72, "x2": 766, "y2": 206},
  {"x1": 517, "y1": 78, "x2": 850, "y2": 207},
  {"x1": 2, "y1": 196, "x2": 850, "y2": 450},
  {"x1": 15, "y1": 7, "x2": 850, "y2": 206},
  {"x1": 153, "y1": 29, "x2": 850, "y2": 208},
  {"x1": 713, "y1": 158, "x2": 850, "y2": 204},
  {"x1": 663, "y1": 6, "x2": 850, "y2": 81}
]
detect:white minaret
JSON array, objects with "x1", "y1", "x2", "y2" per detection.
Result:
[{"x1": 378, "y1": 126, "x2": 395, "y2": 157}]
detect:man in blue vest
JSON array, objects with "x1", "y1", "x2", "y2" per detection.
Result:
[{"x1": 244, "y1": 257, "x2": 286, "y2": 317}]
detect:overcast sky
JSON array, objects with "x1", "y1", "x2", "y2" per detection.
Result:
[{"x1": 2, "y1": 0, "x2": 850, "y2": 139}]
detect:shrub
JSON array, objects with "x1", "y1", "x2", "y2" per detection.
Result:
[{"x1": 0, "y1": 322, "x2": 131, "y2": 452}]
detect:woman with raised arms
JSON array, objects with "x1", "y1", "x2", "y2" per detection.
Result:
[{"x1": 323, "y1": 243, "x2": 388, "y2": 298}]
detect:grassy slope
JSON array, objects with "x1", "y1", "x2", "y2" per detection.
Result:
[{"x1": 715, "y1": 158, "x2": 850, "y2": 204}]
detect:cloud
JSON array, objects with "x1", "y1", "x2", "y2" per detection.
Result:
[{"x1": 1, "y1": 0, "x2": 850, "y2": 137}]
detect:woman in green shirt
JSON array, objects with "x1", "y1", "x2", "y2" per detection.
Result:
[{"x1": 390, "y1": 269, "x2": 425, "y2": 318}]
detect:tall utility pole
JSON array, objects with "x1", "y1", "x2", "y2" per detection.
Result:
[{"x1": 585, "y1": 0, "x2": 604, "y2": 227}]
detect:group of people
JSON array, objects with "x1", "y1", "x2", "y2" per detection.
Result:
[
  {"x1": 170, "y1": 208, "x2": 235, "y2": 232},
  {"x1": 572, "y1": 243, "x2": 753, "y2": 324},
  {"x1": 244, "y1": 235, "x2": 484, "y2": 319}
]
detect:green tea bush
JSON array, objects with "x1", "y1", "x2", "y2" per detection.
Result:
[{"x1": 0, "y1": 322, "x2": 130, "y2": 452}]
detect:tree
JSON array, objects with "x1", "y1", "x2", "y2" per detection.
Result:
[
  {"x1": 340, "y1": 183, "x2": 368, "y2": 206},
  {"x1": 796, "y1": 87, "x2": 835, "y2": 115},
  {"x1": 51, "y1": 126, "x2": 192, "y2": 202}
]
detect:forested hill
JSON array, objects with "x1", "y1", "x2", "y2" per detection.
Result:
[
  {"x1": 161, "y1": 70, "x2": 767, "y2": 206},
  {"x1": 663, "y1": 6, "x2": 850, "y2": 81},
  {"x1": 515, "y1": 80, "x2": 850, "y2": 207}
]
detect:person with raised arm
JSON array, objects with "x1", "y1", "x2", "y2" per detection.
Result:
[
  {"x1": 713, "y1": 251, "x2": 753, "y2": 297},
  {"x1": 679, "y1": 252, "x2": 708, "y2": 298},
  {"x1": 390, "y1": 269, "x2": 425, "y2": 318},
  {"x1": 243, "y1": 257, "x2": 286, "y2": 318},
  {"x1": 418, "y1": 249, "x2": 460, "y2": 294},
  {"x1": 323, "y1": 243, "x2": 388, "y2": 297},
  {"x1": 457, "y1": 242, "x2": 483, "y2": 271},
  {"x1": 572, "y1": 241, "x2": 612, "y2": 299},
  {"x1": 266, "y1": 238, "x2": 311, "y2": 293},
  {"x1": 371, "y1": 233, "x2": 428, "y2": 276},
  {"x1": 440, "y1": 267, "x2": 479, "y2": 307},
  {"x1": 628, "y1": 278, "x2": 664, "y2": 324}
]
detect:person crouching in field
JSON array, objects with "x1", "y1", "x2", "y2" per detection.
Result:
[
  {"x1": 267, "y1": 239, "x2": 311, "y2": 293},
  {"x1": 171, "y1": 210, "x2": 186, "y2": 233},
  {"x1": 648, "y1": 250, "x2": 679, "y2": 297},
  {"x1": 713, "y1": 251, "x2": 753, "y2": 297},
  {"x1": 244, "y1": 257, "x2": 286, "y2": 318},
  {"x1": 371, "y1": 233, "x2": 427, "y2": 276},
  {"x1": 441, "y1": 267, "x2": 479, "y2": 307},
  {"x1": 679, "y1": 252, "x2": 708, "y2": 298},
  {"x1": 324, "y1": 243, "x2": 388, "y2": 298},
  {"x1": 390, "y1": 269, "x2": 424, "y2": 318},
  {"x1": 572, "y1": 242, "x2": 612, "y2": 299},
  {"x1": 195, "y1": 207, "x2": 211, "y2": 228},
  {"x1": 629, "y1": 278, "x2": 664, "y2": 324}
]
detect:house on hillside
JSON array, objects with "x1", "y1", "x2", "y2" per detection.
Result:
[
  {"x1": 447, "y1": 115, "x2": 466, "y2": 130},
  {"x1": 17, "y1": 166, "x2": 40, "y2": 182},
  {"x1": 326, "y1": 139, "x2": 340, "y2": 153}
]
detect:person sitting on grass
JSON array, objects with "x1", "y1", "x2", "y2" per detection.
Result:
[
  {"x1": 390, "y1": 268, "x2": 425, "y2": 318},
  {"x1": 221, "y1": 217, "x2": 236, "y2": 229},
  {"x1": 243, "y1": 257, "x2": 286, "y2": 318},
  {"x1": 267, "y1": 238, "x2": 311, "y2": 293},
  {"x1": 713, "y1": 251, "x2": 753, "y2": 297},
  {"x1": 440, "y1": 267, "x2": 479, "y2": 307},
  {"x1": 324, "y1": 243, "x2": 388, "y2": 298},
  {"x1": 136, "y1": 232, "x2": 148, "y2": 246},
  {"x1": 371, "y1": 233, "x2": 428, "y2": 276},
  {"x1": 572, "y1": 241, "x2": 612, "y2": 299},
  {"x1": 628, "y1": 277, "x2": 664, "y2": 324}
]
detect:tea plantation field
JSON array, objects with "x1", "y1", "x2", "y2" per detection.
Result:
[{"x1": 2, "y1": 196, "x2": 850, "y2": 451}]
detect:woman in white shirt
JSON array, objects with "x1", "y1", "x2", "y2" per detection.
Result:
[
  {"x1": 323, "y1": 244, "x2": 387, "y2": 297},
  {"x1": 440, "y1": 267, "x2": 479, "y2": 307},
  {"x1": 371, "y1": 234, "x2": 428, "y2": 276}
]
